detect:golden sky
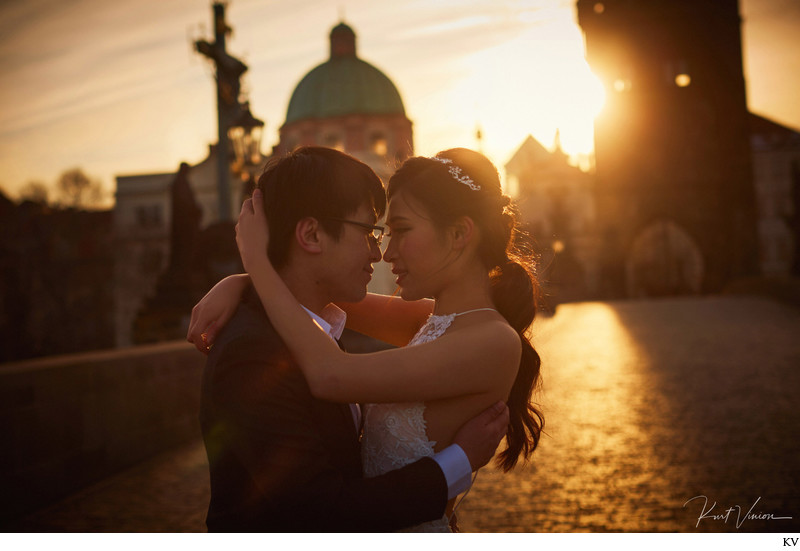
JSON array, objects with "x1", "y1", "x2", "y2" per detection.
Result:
[{"x1": 1, "y1": 0, "x2": 798, "y2": 205}]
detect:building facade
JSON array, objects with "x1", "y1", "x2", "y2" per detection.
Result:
[
  {"x1": 750, "y1": 113, "x2": 800, "y2": 277},
  {"x1": 113, "y1": 146, "x2": 248, "y2": 346},
  {"x1": 509, "y1": 115, "x2": 800, "y2": 306},
  {"x1": 506, "y1": 134, "x2": 600, "y2": 305}
]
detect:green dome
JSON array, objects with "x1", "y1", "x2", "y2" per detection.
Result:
[{"x1": 285, "y1": 23, "x2": 406, "y2": 124}]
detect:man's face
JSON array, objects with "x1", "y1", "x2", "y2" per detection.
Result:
[{"x1": 318, "y1": 202, "x2": 383, "y2": 303}]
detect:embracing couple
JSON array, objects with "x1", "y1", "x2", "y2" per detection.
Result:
[{"x1": 187, "y1": 146, "x2": 544, "y2": 532}]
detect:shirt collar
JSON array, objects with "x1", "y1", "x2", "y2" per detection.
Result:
[{"x1": 301, "y1": 303, "x2": 347, "y2": 341}]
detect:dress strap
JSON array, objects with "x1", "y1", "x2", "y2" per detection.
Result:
[{"x1": 453, "y1": 307, "x2": 498, "y2": 317}]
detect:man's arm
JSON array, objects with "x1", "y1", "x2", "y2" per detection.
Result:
[{"x1": 428, "y1": 399, "x2": 509, "y2": 505}]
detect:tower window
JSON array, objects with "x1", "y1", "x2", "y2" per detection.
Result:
[
  {"x1": 135, "y1": 204, "x2": 163, "y2": 228},
  {"x1": 675, "y1": 73, "x2": 691, "y2": 87},
  {"x1": 667, "y1": 60, "x2": 691, "y2": 87}
]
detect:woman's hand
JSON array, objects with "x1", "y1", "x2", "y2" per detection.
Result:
[
  {"x1": 236, "y1": 188, "x2": 270, "y2": 273},
  {"x1": 186, "y1": 274, "x2": 250, "y2": 353}
]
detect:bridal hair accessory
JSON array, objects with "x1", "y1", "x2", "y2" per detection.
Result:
[{"x1": 431, "y1": 157, "x2": 481, "y2": 191}]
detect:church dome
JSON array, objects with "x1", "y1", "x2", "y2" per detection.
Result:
[{"x1": 284, "y1": 22, "x2": 406, "y2": 124}]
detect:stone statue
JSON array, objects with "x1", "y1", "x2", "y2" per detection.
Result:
[{"x1": 168, "y1": 162, "x2": 202, "y2": 276}]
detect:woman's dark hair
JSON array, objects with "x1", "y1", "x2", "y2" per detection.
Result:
[
  {"x1": 257, "y1": 146, "x2": 386, "y2": 269},
  {"x1": 387, "y1": 148, "x2": 543, "y2": 471}
]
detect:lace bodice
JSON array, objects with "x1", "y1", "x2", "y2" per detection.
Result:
[{"x1": 361, "y1": 313, "x2": 457, "y2": 533}]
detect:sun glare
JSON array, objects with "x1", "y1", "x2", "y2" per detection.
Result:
[{"x1": 416, "y1": 9, "x2": 605, "y2": 172}]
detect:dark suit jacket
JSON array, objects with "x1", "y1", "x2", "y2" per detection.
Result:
[{"x1": 200, "y1": 288, "x2": 447, "y2": 532}]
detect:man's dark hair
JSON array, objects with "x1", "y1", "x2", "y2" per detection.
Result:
[{"x1": 256, "y1": 146, "x2": 386, "y2": 269}]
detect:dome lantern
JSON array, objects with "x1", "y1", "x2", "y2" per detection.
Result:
[{"x1": 330, "y1": 22, "x2": 356, "y2": 58}]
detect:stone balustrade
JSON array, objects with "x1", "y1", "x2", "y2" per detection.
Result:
[{"x1": 0, "y1": 341, "x2": 205, "y2": 525}]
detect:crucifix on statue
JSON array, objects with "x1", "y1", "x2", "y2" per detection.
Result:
[{"x1": 195, "y1": 2, "x2": 249, "y2": 222}]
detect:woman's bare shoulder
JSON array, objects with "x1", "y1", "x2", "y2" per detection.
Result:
[
  {"x1": 457, "y1": 316, "x2": 520, "y2": 341},
  {"x1": 447, "y1": 319, "x2": 521, "y2": 368},
  {"x1": 483, "y1": 319, "x2": 522, "y2": 353}
]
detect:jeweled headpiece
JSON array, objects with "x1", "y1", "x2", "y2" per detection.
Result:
[{"x1": 430, "y1": 157, "x2": 481, "y2": 191}]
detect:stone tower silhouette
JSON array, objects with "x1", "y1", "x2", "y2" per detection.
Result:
[{"x1": 577, "y1": 0, "x2": 758, "y2": 297}]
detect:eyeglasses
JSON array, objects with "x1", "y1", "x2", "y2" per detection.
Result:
[{"x1": 326, "y1": 217, "x2": 385, "y2": 246}]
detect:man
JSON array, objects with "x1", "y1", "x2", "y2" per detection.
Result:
[{"x1": 192, "y1": 147, "x2": 508, "y2": 531}]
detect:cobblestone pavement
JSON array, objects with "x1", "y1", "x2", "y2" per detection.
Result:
[{"x1": 11, "y1": 297, "x2": 800, "y2": 533}]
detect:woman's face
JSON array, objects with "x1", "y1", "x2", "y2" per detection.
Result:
[{"x1": 382, "y1": 190, "x2": 454, "y2": 300}]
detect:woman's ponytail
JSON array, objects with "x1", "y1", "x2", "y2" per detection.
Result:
[
  {"x1": 491, "y1": 258, "x2": 544, "y2": 471},
  {"x1": 491, "y1": 260, "x2": 534, "y2": 333}
]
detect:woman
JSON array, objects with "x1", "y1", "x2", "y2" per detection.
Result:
[{"x1": 192, "y1": 148, "x2": 543, "y2": 531}]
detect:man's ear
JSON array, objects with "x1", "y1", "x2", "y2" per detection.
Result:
[
  {"x1": 295, "y1": 217, "x2": 323, "y2": 254},
  {"x1": 450, "y1": 215, "x2": 475, "y2": 251}
]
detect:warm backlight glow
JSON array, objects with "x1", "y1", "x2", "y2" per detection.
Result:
[
  {"x1": 614, "y1": 79, "x2": 632, "y2": 92},
  {"x1": 424, "y1": 12, "x2": 606, "y2": 173},
  {"x1": 675, "y1": 73, "x2": 691, "y2": 87}
]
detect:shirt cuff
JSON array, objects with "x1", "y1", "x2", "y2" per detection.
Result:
[{"x1": 433, "y1": 444, "x2": 473, "y2": 499}]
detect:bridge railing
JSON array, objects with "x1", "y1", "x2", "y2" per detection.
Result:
[{"x1": 0, "y1": 341, "x2": 205, "y2": 526}]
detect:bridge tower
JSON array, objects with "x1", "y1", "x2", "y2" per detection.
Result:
[{"x1": 577, "y1": 0, "x2": 758, "y2": 297}]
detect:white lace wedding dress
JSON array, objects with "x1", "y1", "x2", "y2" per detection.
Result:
[{"x1": 360, "y1": 313, "x2": 460, "y2": 533}]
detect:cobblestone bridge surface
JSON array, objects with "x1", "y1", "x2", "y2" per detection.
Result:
[{"x1": 10, "y1": 297, "x2": 800, "y2": 533}]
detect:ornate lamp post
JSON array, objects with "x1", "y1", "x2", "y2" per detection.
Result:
[{"x1": 228, "y1": 101, "x2": 265, "y2": 181}]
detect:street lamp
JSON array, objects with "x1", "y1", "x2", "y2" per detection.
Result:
[{"x1": 228, "y1": 102, "x2": 264, "y2": 179}]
